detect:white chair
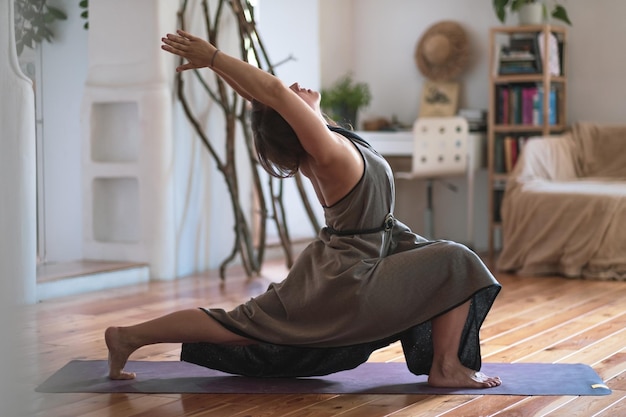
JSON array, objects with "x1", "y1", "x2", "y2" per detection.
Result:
[{"x1": 395, "y1": 117, "x2": 474, "y2": 245}]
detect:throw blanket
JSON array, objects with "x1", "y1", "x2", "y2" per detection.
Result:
[{"x1": 497, "y1": 123, "x2": 626, "y2": 281}]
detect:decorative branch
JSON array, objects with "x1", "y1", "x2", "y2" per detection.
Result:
[
  {"x1": 175, "y1": 0, "x2": 320, "y2": 279},
  {"x1": 273, "y1": 54, "x2": 297, "y2": 68}
]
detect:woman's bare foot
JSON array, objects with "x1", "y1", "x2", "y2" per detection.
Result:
[
  {"x1": 105, "y1": 326, "x2": 138, "y2": 380},
  {"x1": 428, "y1": 360, "x2": 502, "y2": 388}
]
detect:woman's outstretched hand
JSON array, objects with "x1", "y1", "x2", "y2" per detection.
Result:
[{"x1": 161, "y1": 29, "x2": 217, "y2": 72}]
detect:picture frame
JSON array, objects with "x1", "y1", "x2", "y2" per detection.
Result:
[{"x1": 419, "y1": 81, "x2": 460, "y2": 117}]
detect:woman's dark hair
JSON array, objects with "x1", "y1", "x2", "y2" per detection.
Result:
[{"x1": 251, "y1": 100, "x2": 307, "y2": 178}]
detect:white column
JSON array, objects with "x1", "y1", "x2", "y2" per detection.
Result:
[
  {"x1": 0, "y1": 1, "x2": 37, "y2": 414},
  {"x1": 0, "y1": 1, "x2": 37, "y2": 304},
  {"x1": 82, "y1": 0, "x2": 178, "y2": 280}
]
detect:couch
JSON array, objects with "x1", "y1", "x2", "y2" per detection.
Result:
[{"x1": 497, "y1": 122, "x2": 626, "y2": 281}]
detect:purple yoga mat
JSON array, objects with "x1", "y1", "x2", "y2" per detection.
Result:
[{"x1": 35, "y1": 360, "x2": 611, "y2": 396}]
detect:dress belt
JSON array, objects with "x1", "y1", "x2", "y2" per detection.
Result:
[{"x1": 324, "y1": 213, "x2": 396, "y2": 258}]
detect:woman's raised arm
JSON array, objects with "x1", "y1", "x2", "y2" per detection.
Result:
[{"x1": 161, "y1": 29, "x2": 363, "y2": 202}]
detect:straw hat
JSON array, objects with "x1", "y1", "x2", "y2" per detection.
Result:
[{"x1": 415, "y1": 21, "x2": 469, "y2": 81}]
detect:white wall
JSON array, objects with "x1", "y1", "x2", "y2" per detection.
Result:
[
  {"x1": 39, "y1": 0, "x2": 88, "y2": 263},
  {"x1": 319, "y1": 0, "x2": 354, "y2": 85},
  {"x1": 566, "y1": 0, "x2": 626, "y2": 123}
]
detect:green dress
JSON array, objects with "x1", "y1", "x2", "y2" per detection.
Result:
[{"x1": 181, "y1": 126, "x2": 500, "y2": 377}]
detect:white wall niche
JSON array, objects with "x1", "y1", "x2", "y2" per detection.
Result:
[
  {"x1": 91, "y1": 101, "x2": 140, "y2": 163},
  {"x1": 92, "y1": 177, "x2": 140, "y2": 243}
]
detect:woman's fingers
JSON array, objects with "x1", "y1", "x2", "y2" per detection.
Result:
[
  {"x1": 176, "y1": 62, "x2": 196, "y2": 72},
  {"x1": 160, "y1": 43, "x2": 182, "y2": 59},
  {"x1": 162, "y1": 34, "x2": 188, "y2": 50},
  {"x1": 176, "y1": 29, "x2": 195, "y2": 40}
]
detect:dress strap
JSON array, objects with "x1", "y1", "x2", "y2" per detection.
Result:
[{"x1": 327, "y1": 125, "x2": 375, "y2": 150}]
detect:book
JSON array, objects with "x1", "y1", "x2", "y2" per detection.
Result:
[
  {"x1": 534, "y1": 87, "x2": 558, "y2": 125},
  {"x1": 457, "y1": 108, "x2": 487, "y2": 132},
  {"x1": 537, "y1": 32, "x2": 560, "y2": 76},
  {"x1": 500, "y1": 86, "x2": 509, "y2": 125},
  {"x1": 496, "y1": 84, "x2": 557, "y2": 126},
  {"x1": 508, "y1": 87, "x2": 515, "y2": 124},
  {"x1": 503, "y1": 136, "x2": 517, "y2": 173},
  {"x1": 498, "y1": 35, "x2": 542, "y2": 75},
  {"x1": 499, "y1": 64, "x2": 538, "y2": 75},
  {"x1": 494, "y1": 137, "x2": 505, "y2": 174},
  {"x1": 458, "y1": 108, "x2": 486, "y2": 120},
  {"x1": 522, "y1": 87, "x2": 536, "y2": 125},
  {"x1": 493, "y1": 189, "x2": 505, "y2": 223},
  {"x1": 499, "y1": 135, "x2": 529, "y2": 173}
]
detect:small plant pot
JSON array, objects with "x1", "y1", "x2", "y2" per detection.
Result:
[
  {"x1": 518, "y1": 3, "x2": 543, "y2": 25},
  {"x1": 332, "y1": 105, "x2": 358, "y2": 129}
]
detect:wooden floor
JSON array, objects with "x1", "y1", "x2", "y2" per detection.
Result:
[{"x1": 20, "y1": 257, "x2": 626, "y2": 416}]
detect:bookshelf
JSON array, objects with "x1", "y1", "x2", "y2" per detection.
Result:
[{"x1": 487, "y1": 25, "x2": 568, "y2": 257}]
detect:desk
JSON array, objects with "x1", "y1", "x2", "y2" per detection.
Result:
[{"x1": 355, "y1": 130, "x2": 486, "y2": 170}]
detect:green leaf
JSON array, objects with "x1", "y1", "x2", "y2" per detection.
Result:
[
  {"x1": 79, "y1": 0, "x2": 89, "y2": 8},
  {"x1": 493, "y1": 0, "x2": 509, "y2": 23},
  {"x1": 43, "y1": 26, "x2": 54, "y2": 41},
  {"x1": 33, "y1": 33, "x2": 44, "y2": 43},
  {"x1": 23, "y1": 33, "x2": 34, "y2": 48},
  {"x1": 46, "y1": 6, "x2": 68, "y2": 20},
  {"x1": 551, "y1": 5, "x2": 572, "y2": 26},
  {"x1": 320, "y1": 74, "x2": 371, "y2": 112},
  {"x1": 33, "y1": 14, "x2": 44, "y2": 26},
  {"x1": 81, "y1": 10, "x2": 89, "y2": 18},
  {"x1": 22, "y1": 9, "x2": 36, "y2": 20},
  {"x1": 44, "y1": 12, "x2": 57, "y2": 23}
]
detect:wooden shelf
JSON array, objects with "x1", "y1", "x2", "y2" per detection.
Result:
[
  {"x1": 492, "y1": 124, "x2": 567, "y2": 133},
  {"x1": 493, "y1": 75, "x2": 566, "y2": 84},
  {"x1": 490, "y1": 24, "x2": 568, "y2": 34},
  {"x1": 487, "y1": 25, "x2": 568, "y2": 257}
]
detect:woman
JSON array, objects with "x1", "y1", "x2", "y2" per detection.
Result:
[{"x1": 105, "y1": 29, "x2": 502, "y2": 388}]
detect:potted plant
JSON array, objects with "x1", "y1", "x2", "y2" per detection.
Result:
[
  {"x1": 321, "y1": 74, "x2": 371, "y2": 128},
  {"x1": 493, "y1": 0, "x2": 572, "y2": 26}
]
